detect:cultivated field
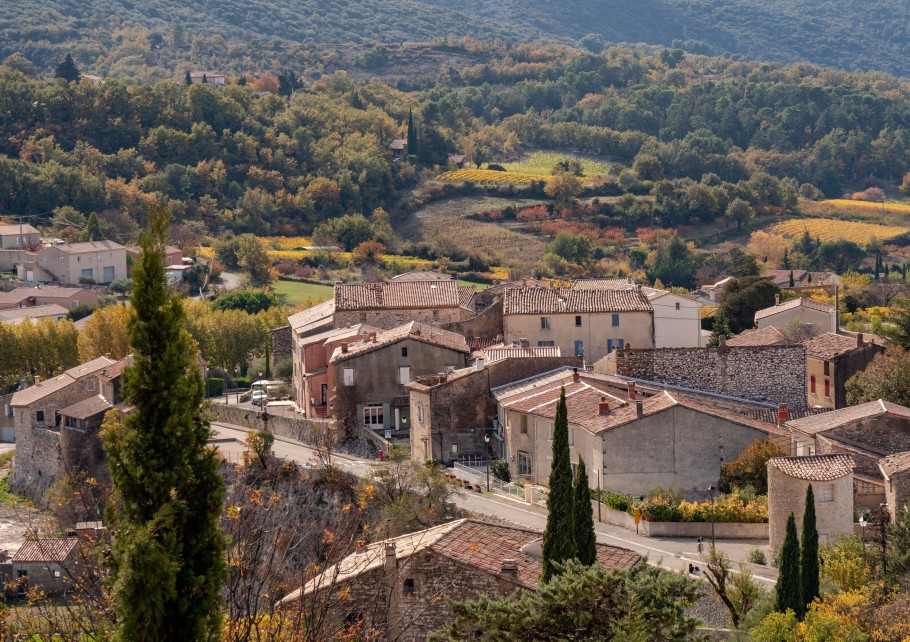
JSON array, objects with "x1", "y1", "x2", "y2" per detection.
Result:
[
  {"x1": 501, "y1": 151, "x2": 614, "y2": 177},
  {"x1": 768, "y1": 218, "x2": 908, "y2": 244},
  {"x1": 438, "y1": 168, "x2": 551, "y2": 184},
  {"x1": 273, "y1": 280, "x2": 334, "y2": 305}
]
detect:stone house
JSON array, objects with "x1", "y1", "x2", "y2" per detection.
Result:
[
  {"x1": 9, "y1": 537, "x2": 81, "y2": 596},
  {"x1": 288, "y1": 300, "x2": 335, "y2": 405},
  {"x1": 495, "y1": 367, "x2": 787, "y2": 495},
  {"x1": 879, "y1": 453, "x2": 910, "y2": 523},
  {"x1": 330, "y1": 322, "x2": 470, "y2": 435},
  {"x1": 388, "y1": 138, "x2": 408, "y2": 158},
  {"x1": 333, "y1": 281, "x2": 476, "y2": 330},
  {"x1": 695, "y1": 276, "x2": 735, "y2": 304},
  {"x1": 0, "y1": 223, "x2": 41, "y2": 272},
  {"x1": 294, "y1": 324, "x2": 376, "y2": 419},
  {"x1": 804, "y1": 332, "x2": 883, "y2": 409},
  {"x1": 762, "y1": 270, "x2": 840, "y2": 289},
  {"x1": 786, "y1": 400, "x2": 910, "y2": 511},
  {"x1": 8, "y1": 356, "x2": 122, "y2": 503},
  {"x1": 19, "y1": 241, "x2": 128, "y2": 285},
  {"x1": 767, "y1": 455, "x2": 854, "y2": 552},
  {"x1": 277, "y1": 519, "x2": 640, "y2": 642},
  {"x1": 0, "y1": 286, "x2": 99, "y2": 311},
  {"x1": 754, "y1": 296, "x2": 837, "y2": 335},
  {"x1": 405, "y1": 355, "x2": 582, "y2": 465},
  {"x1": 502, "y1": 285, "x2": 654, "y2": 363},
  {"x1": 726, "y1": 326, "x2": 790, "y2": 347},
  {"x1": 0, "y1": 304, "x2": 69, "y2": 325},
  {"x1": 596, "y1": 342, "x2": 808, "y2": 409},
  {"x1": 188, "y1": 71, "x2": 225, "y2": 85}
]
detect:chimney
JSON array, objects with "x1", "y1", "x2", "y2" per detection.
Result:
[
  {"x1": 340, "y1": 342, "x2": 348, "y2": 353},
  {"x1": 777, "y1": 403, "x2": 789, "y2": 427},
  {"x1": 475, "y1": 358, "x2": 485, "y2": 372},
  {"x1": 718, "y1": 335, "x2": 727, "y2": 349},
  {"x1": 636, "y1": 399, "x2": 644, "y2": 418},
  {"x1": 572, "y1": 367, "x2": 580, "y2": 383},
  {"x1": 34, "y1": 376, "x2": 41, "y2": 384},
  {"x1": 627, "y1": 381, "x2": 636, "y2": 400},
  {"x1": 500, "y1": 559, "x2": 520, "y2": 581},
  {"x1": 384, "y1": 542, "x2": 401, "y2": 641},
  {"x1": 857, "y1": 332, "x2": 864, "y2": 348},
  {"x1": 370, "y1": 333, "x2": 377, "y2": 343},
  {"x1": 438, "y1": 372, "x2": 447, "y2": 384},
  {"x1": 598, "y1": 396, "x2": 610, "y2": 416},
  {"x1": 775, "y1": 294, "x2": 780, "y2": 306}
]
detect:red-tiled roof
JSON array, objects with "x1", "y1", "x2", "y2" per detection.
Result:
[
  {"x1": 768, "y1": 454, "x2": 854, "y2": 481},
  {"x1": 755, "y1": 297, "x2": 835, "y2": 321},
  {"x1": 390, "y1": 271, "x2": 454, "y2": 282},
  {"x1": 503, "y1": 287, "x2": 652, "y2": 315},
  {"x1": 880, "y1": 452, "x2": 910, "y2": 477},
  {"x1": 726, "y1": 326, "x2": 790, "y2": 347},
  {"x1": 12, "y1": 537, "x2": 79, "y2": 563},
  {"x1": 458, "y1": 285, "x2": 476, "y2": 311},
  {"x1": 0, "y1": 224, "x2": 39, "y2": 236},
  {"x1": 49, "y1": 240, "x2": 124, "y2": 254},
  {"x1": 482, "y1": 345, "x2": 562, "y2": 362},
  {"x1": 0, "y1": 286, "x2": 90, "y2": 305},
  {"x1": 11, "y1": 356, "x2": 116, "y2": 407},
  {"x1": 0, "y1": 304, "x2": 68, "y2": 321},
  {"x1": 804, "y1": 332, "x2": 865, "y2": 360},
  {"x1": 787, "y1": 399, "x2": 910, "y2": 435},
  {"x1": 330, "y1": 322, "x2": 469, "y2": 363},
  {"x1": 59, "y1": 395, "x2": 112, "y2": 420},
  {"x1": 571, "y1": 278, "x2": 637, "y2": 290},
  {"x1": 334, "y1": 281, "x2": 463, "y2": 311},
  {"x1": 288, "y1": 300, "x2": 334, "y2": 333}
]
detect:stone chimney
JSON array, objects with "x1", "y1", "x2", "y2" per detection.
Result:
[
  {"x1": 572, "y1": 367, "x2": 580, "y2": 383},
  {"x1": 775, "y1": 294, "x2": 780, "y2": 306},
  {"x1": 340, "y1": 342, "x2": 348, "y2": 353},
  {"x1": 857, "y1": 332, "x2": 864, "y2": 348},
  {"x1": 636, "y1": 400, "x2": 644, "y2": 419},
  {"x1": 627, "y1": 381, "x2": 636, "y2": 400},
  {"x1": 598, "y1": 396, "x2": 610, "y2": 416},
  {"x1": 370, "y1": 333, "x2": 377, "y2": 343},
  {"x1": 777, "y1": 403, "x2": 789, "y2": 427},
  {"x1": 500, "y1": 559, "x2": 520, "y2": 581},
  {"x1": 34, "y1": 376, "x2": 41, "y2": 384}
]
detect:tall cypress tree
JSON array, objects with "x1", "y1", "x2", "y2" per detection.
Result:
[
  {"x1": 573, "y1": 457, "x2": 597, "y2": 566},
  {"x1": 541, "y1": 387, "x2": 576, "y2": 582},
  {"x1": 775, "y1": 513, "x2": 803, "y2": 617},
  {"x1": 406, "y1": 107, "x2": 418, "y2": 157},
  {"x1": 801, "y1": 485, "x2": 820, "y2": 610},
  {"x1": 104, "y1": 204, "x2": 226, "y2": 641},
  {"x1": 81, "y1": 212, "x2": 105, "y2": 242},
  {"x1": 55, "y1": 53, "x2": 80, "y2": 83},
  {"x1": 184, "y1": 69, "x2": 192, "y2": 85}
]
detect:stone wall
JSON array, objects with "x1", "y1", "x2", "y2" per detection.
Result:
[
  {"x1": 440, "y1": 298, "x2": 504, "y2": 340},
  {"x1": 209, "y1": 404, "x2": 336, "y2": 445},
  {"x1": 334, "y1": 306, "x2": 468, "y2": 331},
  {"x1": 9, "y1": 427, "x2": 63, "y2": 503},
  {"x1": 602, "y1": 344, "x2": 807, "y2": 407},
  {"x1": 271, "y1": 325, "x2": 293, "y2": 362},
  {"x1": 885, "y1": 470, "x2": 910, "y2": 523}
]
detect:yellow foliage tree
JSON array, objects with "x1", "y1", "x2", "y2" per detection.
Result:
[
  {"x1": 746, "y1": 230, "x2": 790, "y2": 266},
  {"x1": 77, "y1": 305, "x2": 131, "y2": 361}
]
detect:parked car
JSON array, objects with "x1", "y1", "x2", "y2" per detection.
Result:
[{"x1": 251, "y1": 390, "x2": 267, "y2": 406}]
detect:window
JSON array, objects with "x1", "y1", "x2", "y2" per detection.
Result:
[
  {"x1": 65, "y1": 416, "x2": 78, "y2": 429},
  {"x1": 401, "y1": 347, "x2": 408, "y2": 358},
  {"x1": 611, "y1": 314, "x2": 620, "y2": 327},
  {"x1": 87, "y1": 378, "x2": 95, "y2": 391},
  {"x1": 571, "y1": 462, "x2": 577, "y2": 478},
  {"x1": 16, "y1": 570, "x2": 27, "y2": 578},
  {"x1": 540, "y1": 317, "x2": 551, "y2": 330},
  {"x1": 675, "y1": 302, "x2": 680, "y2": 310},
  {"x1": 574, "y1": 340, "x2": 584, "y2": 357},
  {"x1": 810, "y1": 375, "x2": 816, "y2": 394},
  {"x1": 36, "y1": 410, "x2": 44, "y2": 422},
  {"x1": 399, "y1": 366, "x2": 411, "y2": 385},
  {"x1": 53, "y1": 570, "x2": 61, "y2": 578},
  {"x1": 518, "y1": 451, "x2": 532, "y2": 476},
  {"x1": 363, "y1": 404, "x2": 384, "y2": 427},
  {"x1": 568, "y1": 427, "x2": 574, "y2": 447},
  {"x1": 824, "y1": 378, "x2": 830, "y2": 398},
  {"x1": 823, "y1": 361, "x2": 830, "y2": 376},
  {"x1": 77, "y1": 256, "x2": 81, "y2": 262},
  {"x1": 343, "y1": 368, "x2": 354, "y2": 386},
  {"x1": 519, "y1": 414, "x2": 528, "y2": 434},
  {"x1": 816, "y1": 485, "x2": 834, "y2": 503},
  {"x1": 60, "y1": 257, "x2": 64, "y2": 264},
  {"x1": 575, "y1": 315, "x2": 582, "y2": 327},
  {"x1": 537, "y1": 340, "x2": 555, "y2": 347},
  {"x1": 451, "y1": 443, "x2": 458, "y2": 454},
  {"x1": 320, "y1": 384, "x2": 327, "y2": 404},
  {"x1": 417, "y1": 403, "x2": 424, "y2": 424},
  {"x1": 403, "y1": 578, "x2": 416, "y2": 595},
  {"x1": 432, "y1": 310, "x2": 439, "y2": 321},
  {"x1": 359, "y1": 312, "x2": 367, "y2": 322},
  {"x1": 607, "y1": 339, "x2": 624, "y2": 353},
  {"x1": 81, "y1": 268, "x2": 92, "y2": 279}
]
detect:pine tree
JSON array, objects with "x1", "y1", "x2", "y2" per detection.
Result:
[
  {"x1": 104, "y1": 204, "x2": 226, "y2": 641},
  {"x1": 81, "y1": 212, "x2": 104, "y2": 242},
  {"x1": 573, "y1": 457, "x2": 597, "y2": 566},
  {"x1": 237, "y1": 75, "x2": 247, "y2": 86},
  {"x1": 184, "y1": 69, "x2": 192, "y2": 85},
  {"x1": 263, "y1": 342, "x2": 271, "y2": 379},
  {"x1": 782, "y1": 248, "x2": 791, "y2": 270},
  {"x1": 202, "y1": 73, "x2": 208, "y2": 84},
  {"x1": 801, "y1": 485, "x2": 820, "y2": 610},
  {"x1": 707, "y1": 310, "x2": 733, "y2": 347},
  {"x1": 55, "y1": 53, "x2": 80, "y2": 83},
  {"x1": 775, "y1": 513, "x2": 803, "y2": 617},
  {"x1": 541, "y1": 387, "x2": 576, "y2": 582}
]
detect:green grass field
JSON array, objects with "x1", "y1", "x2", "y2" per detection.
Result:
[
  {"x1": 274, "y1": 280, "x2": 334, "y2": 306},
  {"x1": 458, "y1": 280, "x2": 491, "y2": 290},
  {"x1": 499, "y1": 151, "x2": 614, "y2": 178}
]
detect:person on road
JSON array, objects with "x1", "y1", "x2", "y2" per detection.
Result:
[{"x1": 378, "y1": 449, "x2": 384, "y2": 462}]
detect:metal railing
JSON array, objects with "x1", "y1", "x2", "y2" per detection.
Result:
[{"x1": 451, "y1": 462, "x2": 525, "y2": 500}]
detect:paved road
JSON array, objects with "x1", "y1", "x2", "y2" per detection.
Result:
[{"x1": 211, "y1": 422, "x2": 778, "y2": 585}]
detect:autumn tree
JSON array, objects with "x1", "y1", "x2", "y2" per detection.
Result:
[
  {"x1": 719, "y1": 439, "x2": 787, "y2": 494},
  {"x1": 545, "y1": 171, "x2": 584, "y2": 208},
  {"x1": 542, "y1": 387, "x2": 575, "y2": 582},
  {"x1": 846, "y1": 350, "x2": 910, "y2": 407},
  {"x1": 901, "y1": 172, "x2": 910, "y2": 196},
  {"x1": 103, "y1": 205, "x2": 226, "y2": 640},
  {"x1": 235, "y1": 234, "x2": 273, "y2": 287},
  {"x1": 727, "y1": 198, "x2": 755, "y2": 230},
  {"x1": 77, "y1": 305, "x2": 131, "y2": 361}
]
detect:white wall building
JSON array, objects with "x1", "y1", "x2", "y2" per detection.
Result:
[{"x1": 642, "y1": 287, "x2": 703, "y2": 348}]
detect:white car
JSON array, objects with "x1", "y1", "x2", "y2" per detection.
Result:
[{"x1": 251, "y1": 390, "x2": 267, "y2": 406}]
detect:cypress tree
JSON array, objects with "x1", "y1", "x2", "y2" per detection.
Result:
[
  {"x1": 55, "y1": 53, "x2": 80, "y2": 83},
  {"x1": 81, "y1": 212, "x2": 105, "y2": 242},
  {"x1": 406, "y1": 107, "x2": 418, "y2": 157},
  {"x1": 201, "y1": 73, "x2": 208, "y2": 84},
  {"x1": 104, "y1": 204, "x2": 226, "y2": 641},
  {"x1": 541, "y1": 387, "x2": 576, "y2": 582},
  {"x1": 184, "y1": 69, "x2": 192, "y2": 85},
  {"x1": 801, "y1": 485, "x2": 820, "y2": 610},
  {"x1": 782, "y1": 248, "x2": 791, "y2": 270},
  {"x1": 775, "y1": 513, "x2": 803, "y2": 617},
  {"x1": 788, "y1": 270, "x2": 795, "y2": 288},
  {"x1": 573, "y1": 457, "x2": 597, "y2": 566}
]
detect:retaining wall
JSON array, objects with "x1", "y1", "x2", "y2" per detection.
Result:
[{"x1": 595, "y1": 504, "x2": 768, "y2": 539}]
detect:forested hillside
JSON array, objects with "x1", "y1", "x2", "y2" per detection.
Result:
[{"x1": 1, "y1": 0, "x2": 908, "y2": 79}]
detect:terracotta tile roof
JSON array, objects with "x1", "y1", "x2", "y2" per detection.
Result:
[
  {"x1": 330, "y1": 321, "x2": 469, "y2": 363},
  {"x1": 503, "y1": 287, "x2": 652, "y2": 315},
  {"x1": 0, "y1": 304, "x2": 68, "y2": 322},
  {"x1": 10, "y1": 374, "x2": 77, "y2": 407},
  {"x1": 50, "y1": 240, "x2": 124, "y2": 253},
  {"x1": 60, "y1": 395, "x2": 112, "y2": 420},
  {"x1": 880, "y1": 452, "x2": 910, "y2": 477},
  {"x1": 804, "y1": 333, "x2": 864, "y2": 360},
  {"x1": 98, "y1": 357, "x2": 130, "y2": 381},
  {"x1": 0, "y1": 224, "x2": 40, "y2": 236},
  {"x1": 390, "y1": 271, "x2": 454, "y2": 282},
  {"x1": 768, "y1": 454, "x2": 855, "y2": 481},
  {"x1": 0, "y1": 286, "x2": 89, "y2": 305},
  {"x1": 458, "y1": 285, "x2": 476, "y2": 311},
  {"x1": 787, "y1": 399, "x2": 910, "y2": 435},
  {"x1": 334, "y1": 281, "x2": 463, "y2": 311},
  {"x1": 754, "y1": 297, "x2": 835, "y2": 321},
  {"x1": 388, "y1": 139, "x2": 407, "y2": 151},
  {"x1": 12, "y1": 537, "x2": 79, "y2": 563},
  {"x1": 288, "y1": 300, "x2": 334, "y2": 333},
  {"x1": 571, "y1": 278, "x2": 637, "y2": 290},
  {"x1": 65, "y1": 356, "x2": 117, "y2": 380},
  {"x1": 482, "y1": 345, "x2": 562, "y2": 362},
  {"x1": 281, "y1": 519, "x2": 639, "y2": 602},
  {"x1": 763, "y1": 270, "x2": 835, "y2": 287},
  {"x1": 298, "y1": 324, "x2": 375, "y2": 348},
  {"x1": 726, "y1": 326, "x2": 790, "y2": 347},
  {"x1": 483, "y1": 279, "x2": 549, "y2": 296}
]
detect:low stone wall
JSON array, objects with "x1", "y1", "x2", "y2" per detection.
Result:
[
  {"x1": 208, "y1": 404, "x2": 330, "y2": 444},
  {"x1": 595, "y1": 504, "x2": 768, "y2": 539}
]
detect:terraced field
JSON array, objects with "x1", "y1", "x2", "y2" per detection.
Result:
[{"x1": 769, "y1": 218, "x2": 907, "y2": 244}]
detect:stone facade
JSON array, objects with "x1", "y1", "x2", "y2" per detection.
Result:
[
  {"x1": 270, "y1": 324, "x2": 293, "y2": 363},
  {"x1": 440, "y1": 298, "x2": 504, "y2": 341},
  {"x1": 881, "y1": 456, "x2": 910, "y2": 523},
  {"x1": 767, "y1": 457, "x2": 854, "y2": 552},
  {"x1": 333, "y1": 306, "x2": 470, "y2": 331},
  {"x1": 408, "y1": 357, "x2": 582, "y2": 464},
  {"x1": 598, "y1": 344, "x2": 807, "y2": 408}
]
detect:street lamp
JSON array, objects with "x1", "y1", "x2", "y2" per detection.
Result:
[
  {"x1": 708, "y1": 485, "x2": 717, "y2": 548},
  {"x1": 484, "y1": 433, "x2": 491, "y2": 492},
  {"x1": 859, "y1": 514, "x2": 867, "y2": 553}
]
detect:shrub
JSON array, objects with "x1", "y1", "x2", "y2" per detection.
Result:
[
  {"x1": 67, "y1": 304, "x2": 96, "y2": 321},
  {"x1": 207, "y1": 367, "x2": 235, "y2": 390},
  {"x1": 747, "y1": 549, "x2": 767, "y2": 565},
  {"x1": 78, "y1": 276, "x2": 96, "y2": 285},
  {"x1": 274, "y1": 357, "x2": 293, "y2": 379},
  {"x1": 591, "y1": 489, "x2": 632, "y2": 512},
  {"x1": 206, "y1": 378, "x2": 225, "y2": 398},
  {"x1": 234, "y1": 376, "x2": 251, "y2": 389},
  {"x1": 109, "y1": 278, "x2": 133, "y2": 294},
  {"x1": 490, "y1": 459, "x2": 511, "y2": 483}
]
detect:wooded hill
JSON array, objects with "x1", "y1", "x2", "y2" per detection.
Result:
[{"x1": 2, "y1": 0, "x2": 909, "y2": 78}]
